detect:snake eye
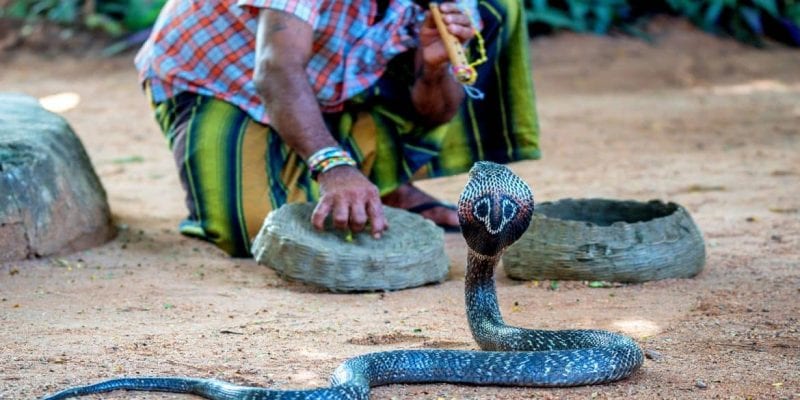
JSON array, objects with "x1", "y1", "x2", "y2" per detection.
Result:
[
  {"x1": 502, "y1": 199, "x2": 517, "y2": 221},
  {"x1": 473, "y1": 197, "x2": 491, "y2": 220}
]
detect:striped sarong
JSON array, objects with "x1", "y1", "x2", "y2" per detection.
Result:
[{"x1": 151, "y1": 0, "x2": 540, "y2": 257}]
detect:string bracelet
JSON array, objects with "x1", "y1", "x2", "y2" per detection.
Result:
[{"x1": 307, "y1": 146, "x2": 358, "y2": 180}]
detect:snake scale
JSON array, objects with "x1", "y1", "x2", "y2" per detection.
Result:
[{"x1": 41, "y1": 161, "x2": 643, "y2": 400}]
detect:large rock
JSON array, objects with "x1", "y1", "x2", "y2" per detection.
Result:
[{"x1": 0, "y1": 93, "x2": 115, "y2": 262}]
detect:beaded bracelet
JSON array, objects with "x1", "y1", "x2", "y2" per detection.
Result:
[{"x1": 307, "y1": 146, "x2": 358, "y2": 180}]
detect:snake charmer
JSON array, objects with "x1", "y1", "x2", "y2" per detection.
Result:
[{"x1": 134, "y1": 0, "x2": 541, "y2": 256}]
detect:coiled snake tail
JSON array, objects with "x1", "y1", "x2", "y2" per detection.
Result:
[{"x1": 41, "y1": 161, "x2": 643, "y2": 400}]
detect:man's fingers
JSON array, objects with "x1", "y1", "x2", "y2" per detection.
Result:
[
  {"x1": 332, "y1": 200, "x2": 350, "y2": 230},
  {"x1": 436, "y1": 4, "x2": 474, "y2": 43},
  {"x1": 366, "y1": 199, "x2": 387, "y2": 239},
  {"x1": 311, "y1": 200, "x2": 332, "y2": 230},
  {"x1": 349, "y1": 202, "x2": 368, "y2": 233},
  {"x1": 448, "y1": 24, "x2": 474, "y2": 43},
  {"x1": 313, "y1": 167, "x2": 386, "y2": 237},
  {"x1": 437, "y1": 2, "x2": 461, "y2": 13},
  {"x1": 442, "y1": 11, "x2": 471, "y2": 27}
]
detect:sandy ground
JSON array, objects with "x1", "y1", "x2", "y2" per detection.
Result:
[{"x1": 1, "y1": 18, "x2": 799, "y2": 400}]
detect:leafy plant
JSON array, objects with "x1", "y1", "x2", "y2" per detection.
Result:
[
  {"x1": 524, "y1": 0, "x2": 639, "y2": 35},
  {"x1": 96, "y1": 0, "x2": 165, "y2": 31},
  {"x1": 2, "y1": 0, "x2": 81, "y2": 23},
  {"x1": 522, "y1": 0, "x2": 800, "y2": 46},
  {"x1": 665, "y1": 0, "x2": 800, "y2": 46},
  {"x1": 0, "y1": 0, "x2": 163, "y2": 37}
]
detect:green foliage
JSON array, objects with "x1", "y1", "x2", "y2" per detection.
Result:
[
  {"x1": 665, "y1": 0, "x2": 800, "y2": 45},
  {"x1": 124, "y1": 0, "x2": 166, "y2": 30},
  {"x1": 524, "y1": 0, "x2": 636, "y2": 34},
  {"x1": 523, "y1": 0, "x2": 800, "y2": 46},
  {"x1": 0, "y1": 0, "x2": 164, "y2": 37},
  {"x1": 2, "y1": 0, "x2": 82, "y2": 24},
  {"x1": 96, "y1": 0, "x2": 166, "y2": 31}
]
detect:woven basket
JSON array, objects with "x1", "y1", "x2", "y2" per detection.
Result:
[
  {"x1": 252, "y1": 203, "x2": 449, "y2": 292},
  {"x1": 502, "y1": 198, "x2": 706, "y2": 283}
]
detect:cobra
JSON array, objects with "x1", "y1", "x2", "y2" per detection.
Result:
[{"x1": 41, "y1": 161, "x2": 643, "y2": 400}]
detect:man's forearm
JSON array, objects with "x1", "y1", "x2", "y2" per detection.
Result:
[
  {"x1": 255, "y1": 65, "x2": 338, "y2": 160},
  {"x1": 253, "y1": 9, "x2": 338, "y2": 160},
  {"x1": 253, "y1": 8, "x2": 387, "y2": 237}
]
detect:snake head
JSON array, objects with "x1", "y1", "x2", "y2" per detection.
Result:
[{"x1": 457, "y1": 162, "x2": 534, "y2": 257}]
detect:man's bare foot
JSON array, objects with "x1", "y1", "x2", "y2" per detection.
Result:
[{"x1": 381, "y1": 183, "x2": 460, "y2": 232}]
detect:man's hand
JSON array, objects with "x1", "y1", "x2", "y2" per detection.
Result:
[
  {"x1": 418, "y1": 2, "x2": 476, "y2": 71},
  {"x1": 312, "y1": 166, "x2": 388, "y2": 239},
  {"x1": 254, "y1": 9, "x2": 388, "y2": 239},
  {"x1": 411, "y1": 2, "x2": 475, "y2": 124}
]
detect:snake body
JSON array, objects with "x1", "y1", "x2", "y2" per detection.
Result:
[{"x1": 41, "y1": 162, "x2": 643, "y2": 400}]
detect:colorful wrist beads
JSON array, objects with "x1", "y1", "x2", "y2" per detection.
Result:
[{"x1": 307, "y1": 146, "x2": 358, "y2": 180}]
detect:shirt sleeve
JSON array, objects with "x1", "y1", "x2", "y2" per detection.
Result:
[{"x1": 237, "y1": 0, "x2": 320, "y2": 28}]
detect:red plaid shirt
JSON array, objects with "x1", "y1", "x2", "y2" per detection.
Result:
[{"x1": 135, "y1": 0, "x2": 479, "y2": 124}]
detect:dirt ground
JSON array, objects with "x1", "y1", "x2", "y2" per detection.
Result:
[{"x1": 1, "y1": 18, "x2": 799, "y2": 400}]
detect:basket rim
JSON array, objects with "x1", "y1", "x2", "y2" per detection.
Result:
[{"x1": 533, "y1": 198, "x2": 688, "y2": 229}]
